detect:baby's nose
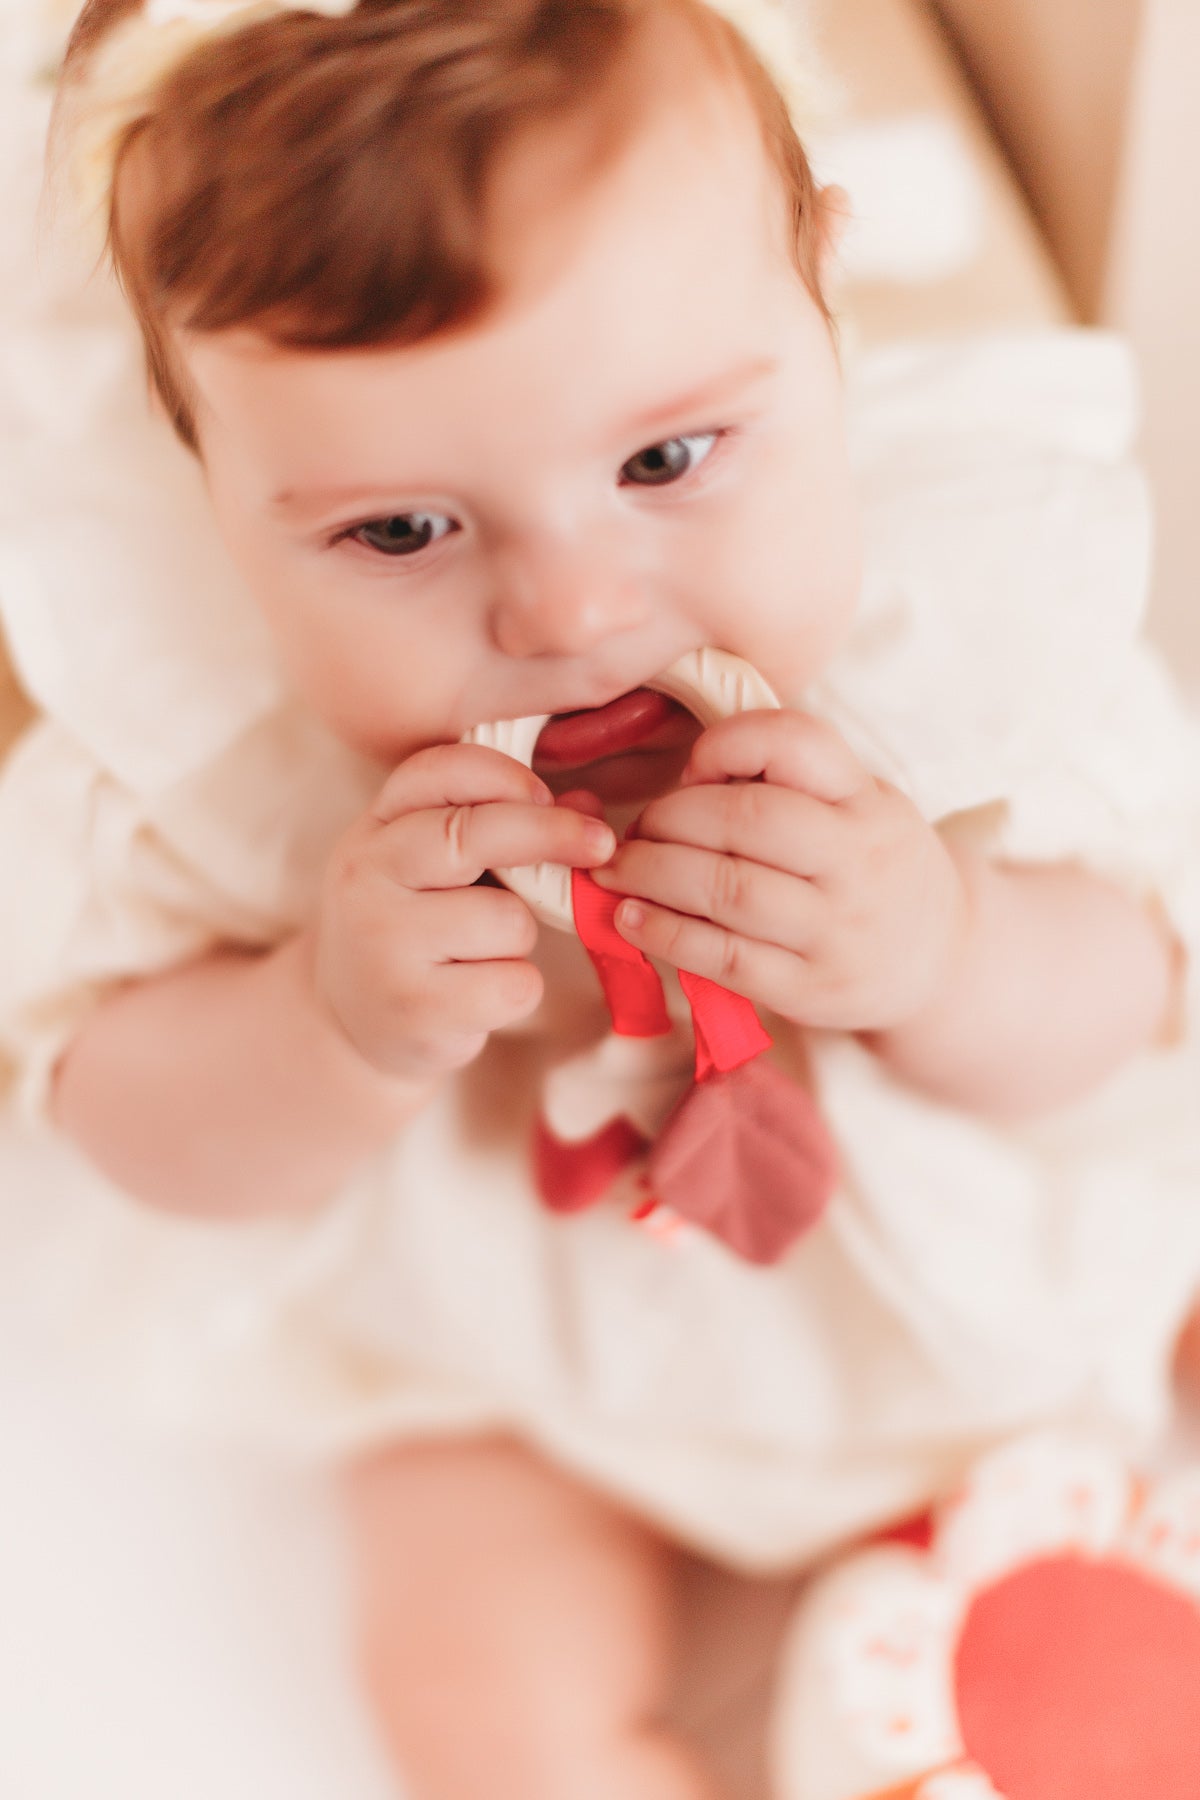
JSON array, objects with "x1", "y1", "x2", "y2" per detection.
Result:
[{"x1": 490, "y1": 538, "x2": 649, "y2": 658}]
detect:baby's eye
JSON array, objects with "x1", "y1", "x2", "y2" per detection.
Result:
[
  {"x1": 619, "y1": 432, "x2": 719, "y2": 488},
  {"x1": 351, "y1": 512, "x2": 458, "y2": 556}
]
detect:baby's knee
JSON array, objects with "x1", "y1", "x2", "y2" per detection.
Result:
[
  {"x1": 345, "y1": 1436, "x2": 706, "y2": 1797},
  {"x1": 359, "y1": 1610, "x2": 700, "y2": 1800},
  {"x1": 360, "y1": 1656, "x2": 712, "y2": 1800}
]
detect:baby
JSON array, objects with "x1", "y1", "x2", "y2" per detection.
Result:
[{"x1": 5, "y1": 0, "x2": 1200, "y2": 1793}]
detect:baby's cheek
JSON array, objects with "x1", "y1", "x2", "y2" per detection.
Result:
[
  {"x1": 735, "y1": 601, "x2": 852, "y2": 700},
  {"x1": 719, "y1": 519, "x2": 860, "y2": 694}
]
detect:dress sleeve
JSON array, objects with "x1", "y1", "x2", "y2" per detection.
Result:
[
  {"x1": 958, "y1": 641, "x2": 1200, "y2": 1044},
  {"x1": 0, "y1": 708, "x2": 379, "y2": 1127},
  {"x1": 815, "y1": 327, "x2": 1200, "y2": 1039},
  {"x1": 0, "y1": 175, "x2": 382, "y2": 1125},
  {"x1": 814, "y1": 328, "x2": 1154, "y2": 822},
  {"x1": 0, "y1": 721, "x2": 230, "y2": 1123}
]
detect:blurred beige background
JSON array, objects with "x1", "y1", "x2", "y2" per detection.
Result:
[{"x1": 931, "y1": 0, "x2": 1200, "y2": 686}]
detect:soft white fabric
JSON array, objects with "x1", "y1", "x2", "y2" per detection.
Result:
[{"x1": 5, "y1": 105, "x2": 1200, "y2": 1566}]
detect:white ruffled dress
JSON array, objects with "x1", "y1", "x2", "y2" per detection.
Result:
[{"x1": 4, "y1": 139, "x2": 1200, "y2": 1568}]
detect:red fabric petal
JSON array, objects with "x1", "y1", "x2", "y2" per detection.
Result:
[
  {"x1": 533, "y1": 1113, "x2": 650, "y2": 1214},
  {"x1": 648, "y1": 1060, "x2": 838, "y2": 1263}
]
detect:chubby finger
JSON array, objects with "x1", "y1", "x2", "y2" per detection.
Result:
[
  {"x1": 421, "y1": 956, "x2": 545, "y2": 1035},
  {"x1": 409, "y1": 884, "x2": 539, "y2": 964},
  {"x1": 594, "y1": 840, "x2": 822, "y2": 951},
  {"x1": 627, "y1": 779, "x2": 849, "y2": 880},
  {"x1": 680, "y1": 710, "x2": 869, "y2": 803},
  {"x1": 372, "y1": 742, "x2": 554, "y2": 823},
  {"x1": 377, "y1": 798, "x2": 615, "y2": 890},
  {"x1": 380, "y1": 958, "x2": 545, "y2": 1062},
  {"x1": 613, "y1": 898, "x2": 803, "y2": 1010}
]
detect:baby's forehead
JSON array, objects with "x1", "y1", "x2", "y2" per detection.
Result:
[
  {"x1": 479, "y1": 12, "x2": 796, "y2": 316},
  {"x1": 184, "y1": 22, "x2": 800, "y2": 390},
  {"x1": 182, "y1": 77, "x2": 802, "y2": 477}
]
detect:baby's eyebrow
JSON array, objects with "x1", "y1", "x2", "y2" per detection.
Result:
[
  {"x1": 623, "y1": 354, "x2": 780, "y2": 440},
  {"x1": 269, "y1": 483, "x2": 405, "y2": 520},
  {"x1": 268, "y1": 354, "x2": 782, "y2": 518}
]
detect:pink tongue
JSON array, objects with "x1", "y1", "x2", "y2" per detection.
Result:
[{"x1": 534, "y1": 689, "x2": 678, "y2": 768}]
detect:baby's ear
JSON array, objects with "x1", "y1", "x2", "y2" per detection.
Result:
[{"x1": 814, "y1": 183, "x2": 851, "y2": 287}]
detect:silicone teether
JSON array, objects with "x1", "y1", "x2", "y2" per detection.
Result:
[{"x1": 463, "y1": 647, "x2": 780, "y2": 931}]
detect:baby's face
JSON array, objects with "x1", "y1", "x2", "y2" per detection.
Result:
[{"x1": 182, "y1": 30, "x2": 861, "y2": 803}]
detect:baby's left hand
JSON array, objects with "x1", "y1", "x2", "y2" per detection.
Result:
[{"x1": 592, "y1": 709, "x2": 970, "y2": 1033}]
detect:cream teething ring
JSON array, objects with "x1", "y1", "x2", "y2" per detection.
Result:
[{"x1": 463, "y1": 647, "x2": 780, "y2": 931}]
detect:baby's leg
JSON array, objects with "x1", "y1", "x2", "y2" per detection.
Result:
[{"x1": 342, "y1": 1435, "x2": 719, "y2": 1800}]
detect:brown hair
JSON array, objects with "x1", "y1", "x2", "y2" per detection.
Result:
[{"x1": 60, "y1": 0, "x2": 829, "y2": 451}]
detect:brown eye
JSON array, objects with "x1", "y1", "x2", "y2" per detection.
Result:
[
  {"x1": 353, "y1": 512, "x2": 456, "y2": 556},
  {"x1": 620, "y1": 432, "x2": 718, "y2": 488}
]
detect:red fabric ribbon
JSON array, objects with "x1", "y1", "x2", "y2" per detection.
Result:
[
  {"x1": 678, "y1": 968, "x2": 772, "y2": 1078},
  {"x1": 571, "y1": 870, "x2": 772, "y2": 1074},
  {"x1": 552, "y1": 870, "x2": 838, "y2": 1263}
]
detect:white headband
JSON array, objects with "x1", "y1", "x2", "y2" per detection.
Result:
[{"x1": 59, "y1": 0, "x2": 828, "y2": 234}]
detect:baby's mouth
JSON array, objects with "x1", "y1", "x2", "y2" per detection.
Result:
[
  {"x1": 533, "y1": 688, "x2": 679, "y2": 766},
  {"x1": 532, "y1": 688, "x2": 700, "y2": 802}
]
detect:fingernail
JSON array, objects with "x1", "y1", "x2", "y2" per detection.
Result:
[
  {"x1": 585, "y1": 821, "x2": 616, "y2": 857},
  {"x1": 618, "y1": 901, "x2": 646, "y2": 931}
]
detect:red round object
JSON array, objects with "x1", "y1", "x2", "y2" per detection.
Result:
[{"x1": 954, "y1": 1553, "x2": 1200, "y2": 1800}]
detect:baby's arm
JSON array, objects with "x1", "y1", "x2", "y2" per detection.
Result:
[
  {"x1": 594, "y1": 710, "x2": 1182, "y2": 1122},
  {"x1": 52, "y1": 932, "x2": 430, "y2": 1219},
  {"x1": 52, "y1": 747, "x2": 613, "y2": 1219},
  {"x1": 858, "y1": 852, "x2": 1181, "y2": 1119}
]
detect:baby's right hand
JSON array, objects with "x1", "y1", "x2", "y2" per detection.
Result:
[{"x1": 310, "y1": 744, "x2": 615, "y2": 1082}]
